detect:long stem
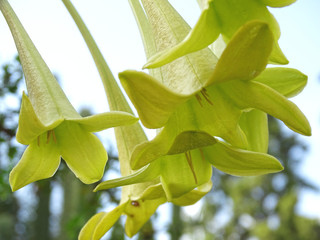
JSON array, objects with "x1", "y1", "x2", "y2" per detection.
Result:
[{"x1": 60, "y1": 0, "x2": 147, "y2": 175}]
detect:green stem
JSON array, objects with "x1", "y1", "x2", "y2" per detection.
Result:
[
  {"x1": 61, "y1": 0, "x2": 132, "y2": 114},
  {"x1": 61, "y1": 0, "x2": 147, "y2": 175}
]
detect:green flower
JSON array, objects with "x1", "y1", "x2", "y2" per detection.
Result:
[
  {"x1": 0, "y1": 0, "x2": 138, "y2": 191},
  {"x1": 119, "y1": 21, "x2": 310, "y2": 170},
  {"x1": 145, "y1": 0, "x2": 296, "y2": 68}
]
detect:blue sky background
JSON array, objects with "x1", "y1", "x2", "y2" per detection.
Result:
[{"x1": 1, "y1": 0, "x2": 320, "y2": 223}]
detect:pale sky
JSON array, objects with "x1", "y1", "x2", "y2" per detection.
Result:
[{"x1": 1, "y1": 0, "x2": 320, "y2": 222}]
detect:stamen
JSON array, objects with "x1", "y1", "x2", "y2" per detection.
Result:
[
  {"x1": 195, "y1": 94, "x2": 203, "y2": 107},
  {"x1": 199, "y1": 148, "x2": 206, "y2": 162},
  {"x1": 46, "y1": 130, "x2": 57, "y2": 144},
  {"x1": 185, "y1": 151, "x2": 198, "y2": 184},
  {"x1": 201, "y1": 88, "x2": 213, "y2": 105},
  {"x1": 46, "y1": 131, "x2": 52, "y2": 144},
  {"x1": 52, "y1": 130, "x2": 57, "y2": 143}
]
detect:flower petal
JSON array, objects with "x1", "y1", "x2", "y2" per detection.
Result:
[
  {"x1": 206, "y1": 141, "x2": 284, "y2": 176},
  {"x1": 207, "y1": 21, "x2": 273, "y2": 85},
  {"x1": 144, "y1": 0, "x2": 220, "y2": 69},
  {"x1": 224, "y1": 80, "x2": 311, "y2": 136},
  {"x1": 16, "y1": 92, "x2": 63, "y2": 145},
  {"x1": 9, "y1": 133, "x2": 60, "y2": 191},
  {"x1": 239, "y1": 110, "x2": 269, "y2": 153},
  {"x1": 171, "y1": 180, "x2": 213, "y2": 206},
  {"x1": 79, "y1": 204, "x2": 125, "y2": 240},
  {"x1": 253, "y1": 67, "x2": 307, "y2": 98},
  {"x1": 56, "y1": 121, "x2": 108, "y2": 184},
  {"x1": 67, "y1": 111, "x2": 138, "y2": 132},
  {"x1": 119, "y1": 70, "x2": 190, "y2": 129},
  {"x1": 159, "y1": 150, "x2": 212, "y2": 200},
  {"x1": 94, "y1": 162, "x2": 160, "y2": 192},
  {"x1": 261, "y1": 0, "x2": 296, "y2": 7}
]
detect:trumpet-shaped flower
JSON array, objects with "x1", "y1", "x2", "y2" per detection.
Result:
[
  {"x1": 144, "y1": 0, "x2": 296, "y2": 68},
  {"x1": 0, "y1": 0, "x2": 138, "y2": 191},
  {"x1": 120, "y1": 0, "x2": 310, "y2": 171}
]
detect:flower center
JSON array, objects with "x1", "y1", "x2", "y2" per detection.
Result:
[
  {"x1": 195, "y1": 88, "x2": 213, "y2": 107},
  {"x1": 37, "y1": 130, "x2": 57, "y2": 146}
]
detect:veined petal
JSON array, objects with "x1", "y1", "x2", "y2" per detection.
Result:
[
  {"x1": 0, "y1": 0, "x2": 79, "y2": 125},
  {"x1": 94, "y1": 162, "x2": 160, "y2": 192},
  {"x1": 261, "y1": 0, "x2": 296, "y2": 7},
  {"x1": 144, "y1": 0, "x2": 219, "y2": 69},
  {"x1": 253, "y1": 67, "x2": 307, "y2": 98},
  {"x1": 171, "y1": 180, "x2": 213, "y2": 206},
  {"x1": 119, "y1": 70, "x2": 190, "y2": 129},
  {"x1": 56, "y1": 121, "x2": 108, "y2": 184},
  {"x1": 79, "y1": 204, "x2": 125, "y2": 240},
  {"x1": 9, "y1": 133, "x2": 60, "y2": 191},
  {"x1": 206, "y1": 141, "x2": 283, "y2": 176},
  {"x1": 224, "y1": 80, "x2": 311, "y2": 136},
  {"x1": 239, "y1": 110, "x2": 268, "y2": 153},
  {"x1": 67, "y1": 111, "x2": 138, "y2": 132},
  {"x1": 207, "y1": 21, "x2": 273, "y2": 85},
  {"x1": 16, "y1": 92, "x2": 63, "y2": 145}
]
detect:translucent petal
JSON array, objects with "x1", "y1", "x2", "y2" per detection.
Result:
[
  {"x1": 261, "y1": 0, "x2": 296, "y2": 7},
  {"x1": 254, "y1": 67, "x2": 307, "y2": 98},
  {"x1": 171, "y1": 180, "x2": 213, "y2": 206},
  {"x1": 68, "y1": 111, "x2": 138, "y2": 132},
  {"x1": 79, "y1": 204, "x2": 125, "y2": 240},
  {"x1": 9, "y1": 133, "x2": 60, "y2": 191},
  {"x1": 56, "y1": 121, "x2": 108, "y2": 184},
  {"x1": 239, "y1": 110, "x2": 269, "y2": 153},
  {"x1": 144, "y1": 0, "x2": 219, "y2": 68},
  {"x1": 119, "y1": 70, "x2": 190, "y2": 129},
  {"x1": 207, "y1": 21, "x2": 273, "y2": 85},
  {"x1": 16, "y1": 92, "x2": 63, "y2": 145},
  {"x1": 206, "y1": 141, "x2": 283, "y2": 176},
  {"x1": 159, "y1": 150, "x2": 212, "y2": 200},
  {"x1": 94, "y1": 162, "x2": 160, "y2": 192},
  {"x1": 223, "y1": 80, "x2": 311, "y2": 136}
]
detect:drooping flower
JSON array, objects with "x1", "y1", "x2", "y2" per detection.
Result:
[
  {"x1": 119, "y1": 0, "x2": 310, "y2": 171},
  {"x1": 59, "y1": 0, "x2": 213, "y2": 237},
  {"x1": 144, "y1": 0, "x2": 297, "y2": 68},
  {"x1": 0, "y1": 0, "x2": 138, "y2": 191}
]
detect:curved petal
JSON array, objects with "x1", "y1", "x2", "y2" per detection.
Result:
[
  {"x1": 94, "y1": 162, "x2": 160, "y2": 192},
  {"x1": 56, "y1": 122, "x2": 108, "y2": 184},
  {"x1": 212, "y1": 0, "x2": 288, "y2": 64},
  {"x1": 206, "y1": 141, "x2": 284, "y2": 176},
  {"x1": 160, "y1": 150, "x2": 212, "y2": 200},
  {"x1": 16, "y1": 92, "x2": 63, "y2": 145},
  {"x1": 253, "y1": 67, "x2": 307, "y2": 98},
  {"x1": 207, "y1": 21, "x2": 273, "y2": 85},
  {"x1": 171, "y1": 180, "x2": 213, "y2": 206},
  {"x1": 67, "y1": 111, "x2": 138, "y2": 132},
  {"x1": 261, "y1": 0, "x2": 296, "y2": 7},
  {"x1": 79, "y1": 204, "x2": 125, "y2": 240},
  {"x1": 239, "y1": 110, "x2": 269, "y2": 153},
  {"x1": 144, "y1": 0, "x2": 220, "y2": 69},
  {"x1": 9, "y1": 133, "x2": 60, "y2": 191},
  {"x1": 119, "y1": 70, "x2": 190, "y2": 129},
  {"x1": 224, "y1": 80, "x2": 311, "y2": 136}
]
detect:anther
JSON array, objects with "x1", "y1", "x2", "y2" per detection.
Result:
[
  {"x1": 195, "y1": 94, "x2": 203, "y2": 107},
  {"x1": 201, "y1": 88, "x2": 213, "y2": 105}
]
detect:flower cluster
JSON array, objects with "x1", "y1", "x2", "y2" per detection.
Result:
[{"x1": 0, "y1": 0, "x2": 310, "y2": 239}]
